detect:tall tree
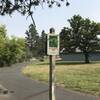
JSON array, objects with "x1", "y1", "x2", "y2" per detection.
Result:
[
  {"x1": 60, "y1": 27, "x2": 76, "y2": 53},
  {"x1": 0, "y1": 25, "x2": 7, "y2": 66},
  {"x1": 38, "y1": 30, "x2": 47, "y2": 58},
  {"x1": 25, "y1": 24, "x2": 39, "y2": 57}
]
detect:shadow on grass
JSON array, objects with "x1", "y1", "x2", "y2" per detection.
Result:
[
  {"x1": 31, "y1": 59, "x2": 100, "y2": 66},
  {"x1": 56, "y1": 60, "x2": 100, "y2": 65},
  {"x1": 56, "y1": 61, "x2": 86, "y2": 65},
  {"x1": 36, "y1": 61, "x2": 95, "y2": 66},
  {"x1": 37, "y1": 62, "x2": 49, "y2": 65}
]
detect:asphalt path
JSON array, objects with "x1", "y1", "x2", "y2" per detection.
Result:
[{"x1": 0, "y1": 62, "x2": 100, "y2": 100}]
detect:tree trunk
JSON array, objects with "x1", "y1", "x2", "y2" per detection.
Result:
[{"x1": 84, "y1": 52, "x2": 90, "y2": 63}]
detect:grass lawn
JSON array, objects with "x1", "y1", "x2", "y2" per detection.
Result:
[{"x1": 22, "y1": 60, "x2": 100, "y2": 96}]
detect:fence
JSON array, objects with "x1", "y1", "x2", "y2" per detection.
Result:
[{"x1": 60, "y1": 52, "x2": 100, "y2": 61}]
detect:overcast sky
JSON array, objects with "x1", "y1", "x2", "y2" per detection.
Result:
[{"x1": 0, "y1": 0, "x2": 100, "y2": 37}]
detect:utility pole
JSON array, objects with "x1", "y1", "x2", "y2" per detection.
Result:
[{"x1": 47, "y1": 28, "x2": 59, "y2": 100}]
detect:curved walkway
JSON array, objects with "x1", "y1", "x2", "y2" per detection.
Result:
[{"x1": 0, "y1": 62, "x2": 100, "y2": 100}]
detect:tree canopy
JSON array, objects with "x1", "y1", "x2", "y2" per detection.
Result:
[
  {"x1": 0, "y1": 0, "x2": 70, "y2": 25},
  {"x1": 25, "y1": 24, "x2": 47, "y2": 59},
  {"x1": 0, "y1": 25, "x2": 26, "y2": 67},
  {"x1": 25, "y1": 24, "x2": 39, "y2": 57},
  {"x1": 0, "y1": 0, "x2": 70, "y2": 15},
  {"x1": 60, "y1": 15, "x2": 100, "y2": 63}
]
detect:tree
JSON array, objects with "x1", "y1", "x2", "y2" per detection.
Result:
[
  {"x1": 60, "y1": 15, "x2": 100, "y2": 63},
  {"x1": 25, "y1": 24, "x2": 39, "y2": 57},
  {"x1": 60, "y1": 27, "x2": 76, "y2": 53},
  {"x1": 0, "y1": 25, "x2": 8, "y2": 66},
  {"x1": 0, "y1": 25, "x2": 26, "y2": 66},
  {"x1": 3, "y1": 37, "x2": 26, "y2": 65},
  {"x1": 9, "y1": 37, "x2": 26, "y2": 63},
  {"x1": 0, "y1": 25, "x2": 26, "y2": 67},
  {"x1": 0, "y1": 25, "x2": 7, "y2": 38},
  {"x1": 0, "y1": 0, "x2": 70, "y2": 15},
  {"x1": 38, "y1": 30, "x2": 47, "y2": 58}
]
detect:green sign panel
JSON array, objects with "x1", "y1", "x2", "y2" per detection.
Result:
[
  {"x1": 47, "y1": 34, "x2": 59, "y2": 55},
  {"x1": 49, "y1": 36, "x2": 58, "y2": 47}
]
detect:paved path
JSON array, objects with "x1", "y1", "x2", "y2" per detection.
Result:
[{"x1": 0, "y1": 62, "x2": 100, "y2": 100}]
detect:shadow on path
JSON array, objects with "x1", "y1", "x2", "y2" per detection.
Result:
[{"x1": 22, "y1": 89, "x2": 48, "y2": 100}]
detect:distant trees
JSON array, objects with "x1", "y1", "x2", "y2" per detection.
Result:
[
  {"x1": 60, "y1": 15, "x2": 100, "y2": 63},
  {"x1": 0, "y1": 23, "x2": 47, "y2": 67},
  {"x1": 0, "y1": 25, "x2": 26, "y2": 67},
  {"x1": 25, "y1": 24, "x2": 39, "y2": 57},
  {"x1": 1, "y1": 15, "x2": 100, "y2": 66},
  {"x1": 38, "y1": 30, "x2": 47, "y2": 58},
  {"x1": 25, "y1": 25, "x2": 47, "y2": 59}
]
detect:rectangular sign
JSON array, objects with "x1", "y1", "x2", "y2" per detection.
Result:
[{"x1": 47, "y1": 34, "x2": 59, "y2": 55}]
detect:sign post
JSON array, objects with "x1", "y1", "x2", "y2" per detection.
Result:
[{"x1": 47, "y1": 28, "x2": 59, "y2": 100}]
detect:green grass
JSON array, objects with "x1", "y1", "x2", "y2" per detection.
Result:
[{"x1": 23, "y1": 60, "x2": 100, "y2": 96}]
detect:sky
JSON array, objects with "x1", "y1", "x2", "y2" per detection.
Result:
[{"x1": 0, "y1": 0, "x2": 100, "y2": 38}]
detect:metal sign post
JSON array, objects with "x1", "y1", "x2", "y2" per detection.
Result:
[
  {"x1": 49, "y1": 55, "x2": 56, "y2": 100},
  {"x1": 47, "y1": 28, "x2": 59, "y2": 100}
]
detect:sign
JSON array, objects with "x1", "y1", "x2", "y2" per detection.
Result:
[{"x1": 47, "y1": 34, "x2": 59, "y2": 55}]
